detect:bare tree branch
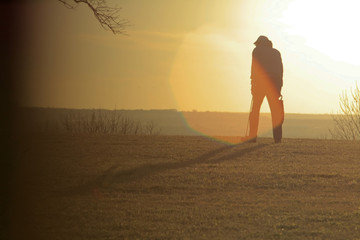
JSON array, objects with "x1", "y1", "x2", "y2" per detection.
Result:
[
  {"x1": 58, "y1": 0, "x2": 130, "y2": 35},
  {"x1": 330, "y1": 82, "x2": 360, "y2": 140}
]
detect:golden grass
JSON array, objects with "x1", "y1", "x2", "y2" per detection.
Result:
[{"x1": 8, "y1": 134, "x2": 360, "y2": 239}]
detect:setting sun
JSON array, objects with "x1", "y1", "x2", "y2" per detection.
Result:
[
  {"x1": 169, "y1": 0, "x2": 360, "y2": 113},
  {"x1": 281, "y1": 0, "x2": 360, "y2": 65}
]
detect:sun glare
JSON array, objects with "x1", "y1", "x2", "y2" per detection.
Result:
[
  {"x1": 169, "y1": 0, "x2": 360, "y2": 118},
  {"x1": 169, "y1": 26, "x2": 249, "y2": 112},
  {"x1": 281, "y1": 0, "x2": 360, "y2": 65}
]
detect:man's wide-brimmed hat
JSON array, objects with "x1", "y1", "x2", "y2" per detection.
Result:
[{"x1": 254, "y1": 35, "x2": 270, "y2": 45}]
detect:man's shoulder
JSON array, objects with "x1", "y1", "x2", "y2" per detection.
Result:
[
  {"x1": 253, "y1": 47, "x2": 281, "y2": 58},
  {"x1": 252, "y1": 47, "x2": 264, "y2": 56},
  {"x1": 272, "y1": 48, "x2": 281, "y2": 56}
]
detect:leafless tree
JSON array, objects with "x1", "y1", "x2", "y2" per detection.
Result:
[
  {"x1": 330, "y1": 83, "x2": 360, "y2": 140},
  {"x1": 58, "y1": 0, "x2": 130, "y2": 34},
  {"x1": 145, "y1": 121, "x2": 162, "y2": 136},
  {"x1": 119, "y1": 116, "x2": 134, "y2": 135},
  {"x1": 133, "y1": 120, "x2": 143, "y2": 135},
  {"x1": 60, "y1": 109, "x2": 162, "y2": 135}
]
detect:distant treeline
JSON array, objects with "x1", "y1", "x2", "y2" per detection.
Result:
[{"x1": 13, "y1": 107, "x2": 334, "y2": 139}]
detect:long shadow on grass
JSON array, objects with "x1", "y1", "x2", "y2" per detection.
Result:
[{"x1": 71, "y1": 143, "x2": 269, "y2": 194}]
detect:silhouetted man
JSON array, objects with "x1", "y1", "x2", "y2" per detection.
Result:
[{"x1": 246, "y1": 35, "x2": 284, "y2": 143}]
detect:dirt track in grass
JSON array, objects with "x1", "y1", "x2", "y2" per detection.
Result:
[{"x1": 7, "y1": 135, "x2": 360, "y2": 239}]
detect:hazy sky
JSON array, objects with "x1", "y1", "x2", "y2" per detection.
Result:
[{"x1": 19, "y1": 0, "x2": 360, "y2": 113}]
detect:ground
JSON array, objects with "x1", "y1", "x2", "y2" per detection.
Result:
[{"x1": 5, "y1": 135, "x2": 360, "y2": 239}]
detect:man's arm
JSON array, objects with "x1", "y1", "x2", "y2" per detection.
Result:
[
  {"x1": 279, "y1": 52, "x2": 283, "y2": 88},
  {"x1": 250, "y1": 50, "x2": 255, "y2": 81},
  {"x1": 250, "y1": 49, "x2": 258, "y2": 95}
]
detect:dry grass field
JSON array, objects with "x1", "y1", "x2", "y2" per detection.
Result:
[{"x1": 6, "y1": 134, "x2": 360, "y2": 239}]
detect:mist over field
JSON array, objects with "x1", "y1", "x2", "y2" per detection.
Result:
[{"x1": 17, "y1": 107, "x2": 335, "y2": 139}]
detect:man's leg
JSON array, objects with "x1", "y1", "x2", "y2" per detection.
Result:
[
  {"x1": 248, "y1": 93, "x2": 265, "y2": 141},
  {"x1": 273, "y1": 125, "x2": 282, "y2": 143},
  {"x1": 267, "y1": 92, "x2": 283, "y2": 143}
]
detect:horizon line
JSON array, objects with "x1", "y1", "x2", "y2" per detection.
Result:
[{"x1": 18, "y1": 105, "x2": 336, "y2": 115}]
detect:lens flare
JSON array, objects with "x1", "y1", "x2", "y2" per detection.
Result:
[{"x1": 169, "y1": 26, "x2": 279, "y2": 144}]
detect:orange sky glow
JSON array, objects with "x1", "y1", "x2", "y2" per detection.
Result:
[{"x1": 19, "y1": 0, "x2": 360, "y2": 114}]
